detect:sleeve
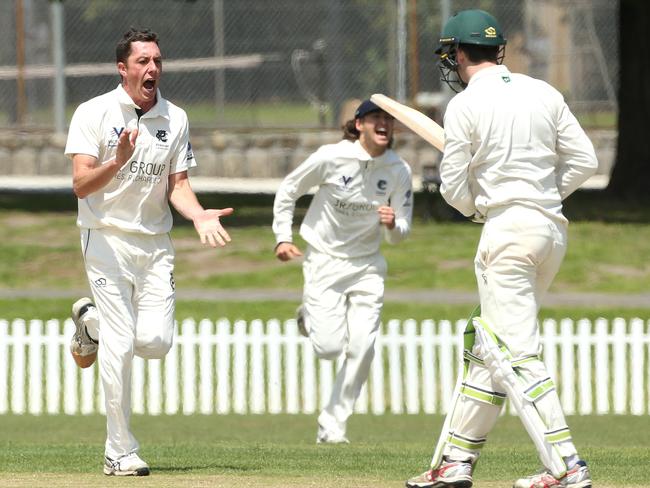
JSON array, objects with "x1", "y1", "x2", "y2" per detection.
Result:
[
  {"x1": 272, "y1": 148, "x2": 327, "y2": 245},
  {"x1": 554, "y1": 100, "x2": 599, "y2": 199},
  {"x1": 383, "y1": 162, "x2": 413, "y2": 245},
  {"x1": 170, "y1": 111, "x2": 197, "y2": 175},
  {"x1": 438, "y1": 98, "x2": 477, "y2": 217},
  {"x1": 64, "y1": 103, "x2": 101, "y2": 160}
]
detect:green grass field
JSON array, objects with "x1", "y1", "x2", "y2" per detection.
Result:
[
  {"x1": 1, "y1": 208, "x2": 650, "y2": 295},
  {"x1": 0, "y1": 414, "x2": 647, "y2": 487}
]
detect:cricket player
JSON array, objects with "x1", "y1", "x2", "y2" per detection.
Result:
[
  {"x1": 65, "y1": 28, "x2": 233, "y2": 476},
  {"x1": 406, "y1": 10, "x2": 597, "y2": 488},
  {"x1": 273, "y1": 99, "x2": 413, "y2": 443}
]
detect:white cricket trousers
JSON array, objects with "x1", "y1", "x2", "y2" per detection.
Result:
[
  {"x1": 81, "y1": 227, "x2": 175, "y2": 459},
  {"x1": 301, "y1": 246, "x2": 386, "y2": 437},
  {"x1": 442, "y1": 205, "x2": 578, "y2": 464}
]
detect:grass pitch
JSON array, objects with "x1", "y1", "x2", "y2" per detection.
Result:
[{"x1": 0, "y1": 414, "x2": 647, "y2": 487}]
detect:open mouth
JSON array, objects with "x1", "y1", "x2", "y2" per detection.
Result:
[
  {"x1": 376, "y1": 127, "x2": 389, "y2": 137},
  {"x1": 143, "y1": 79, "x2": 156, "y2": 92}
]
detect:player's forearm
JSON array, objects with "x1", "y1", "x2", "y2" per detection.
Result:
[
  {"x1": 73, "y1": 158, "x2": 123, "y2": 199},
  {"x1": 168, "y1": 182, "x2": 204, "y2": 221}
]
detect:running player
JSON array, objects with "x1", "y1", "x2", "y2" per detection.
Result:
[
  {"x1": 406, "y1": 9, "x2": 597, "y2": 488},
  {"x1": 65, "y1": 28, "x2": 233, "y2": 476},
  {"x1": 273, "y1": 99, "x2": 413, "y2": 443}
]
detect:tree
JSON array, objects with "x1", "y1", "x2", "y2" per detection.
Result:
[{"x1": 606, "y1": 0, "x2": 650, "y2": 197}]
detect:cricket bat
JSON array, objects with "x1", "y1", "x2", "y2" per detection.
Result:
[{"x1": 370, "y1": 93, "x2": 445, "y2": 152}]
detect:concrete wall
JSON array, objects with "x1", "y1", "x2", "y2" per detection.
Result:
[{"x1": 0, "y1": 128, "x2": 615, "y2": 179}]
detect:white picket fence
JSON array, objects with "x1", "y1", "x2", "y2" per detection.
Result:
[{"x1": 0, "y1": 317, "x2": 649, "y2": 416}]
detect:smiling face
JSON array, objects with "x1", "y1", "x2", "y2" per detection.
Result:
[
  {"x1": 356, "y1": 110, "x2": 394, "y2": 157},
  {"x1": 118, "y1": 41, "x2": 162, "y2": 113}
]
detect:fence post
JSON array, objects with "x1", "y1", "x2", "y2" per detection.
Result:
[
  {"x1": 182, "y1": 319, "x2": 197, "y2": 415},
  {"x1": 403, "y1": 319, "x2": 419, "y2": 414},
  {"x1": 560, "y1": 318, "x2": 575, "y2": 415},
  {"x1": 266, "y1": 319, "x2": 283, "y2": 414},
  {"x1": 594, "y1": 318, "x2": 609, "y2": 415},
  {"x1": 630, "y1": 318, "x2": 644, "y2": 415},
  {"x1": 284, "y1": 319, "x2": 299, "y2": 414},
  {"x1": 199, "y1": 319, "x2": 214, "y2": 414},
  {"x1": 12, "y1": 320, "x2": 26, "y2": 414},
  {"x1": 577, "y1": 319, "x2": 593, "y2": 415},
  {"x1": 164, "y1": 322, "x2": 180, "y2": 415},
  {"x1": 300, "y1": 332, "x2": 316, "y2": 414},
  {"x1": 612, "y1": 318, "x2": 627, "y2": 414},
  {"x1": 0, "y1": 320, "x2": 7, "y2": 414},
  {"x1": 438, "y1": 320, "x2": 454, "y2": 414},
  {"x1": 421, "y1": 320, "x2": 436, "y2": 414},
  {"x1": 249, "y1": 319, "x2": 265, "y2": 414},
  {"x1": 215, "y1": 319, "x2": 231, "y2": 414},
  {"x1": 233, "y1": 320, "x2": 248, "y2": 414},
  {"x1": 46, "y1": 319, "x2": 61, "y2": 414},
  {"x1": 387, "y1": 320, "x2": 403, "y2": 414},
  {"x1": 28, "y1": 320, "x2": 43, "y2": 415}
]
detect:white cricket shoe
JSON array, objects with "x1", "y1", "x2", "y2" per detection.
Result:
[
  {"x1": 104, "y1": 452, "x2": 150, "y2": 476},
  {"x1": 513, "y1": 460, "x2": 592, "y2": 488},
  {"x1": 406, "y1": 459, "x2": 473, "y2": 488},
  {"x1": 70, "y1": 297, "x2": 99, "y2": 369},
  {"x1": 316, "y1": 431, "x2": 350, "y2": 444}
]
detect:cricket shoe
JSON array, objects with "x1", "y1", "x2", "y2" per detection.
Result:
[
  {"x1": 70, "y1": 297, "x2": 99, "y2": 369},
  {"x1": 513, "y1": 460, "x2": 592, "y2": 488},
  {"x1": 406, "y1": 460, "x2": 473, "y2": 488},
  {"x1": 316, "y1": 431, "x2": 350, "y2": 444},
  {"x1": 104, "y1": 452, "x2": 150, "y2": 476}
]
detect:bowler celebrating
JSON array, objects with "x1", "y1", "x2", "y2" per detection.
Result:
[{"x1": 65, "y1": 28, "x2": 233, "y2": 476}]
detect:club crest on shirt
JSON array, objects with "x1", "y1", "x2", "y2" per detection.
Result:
[{"x1": 155, "y1": 129, "x2": 168, "y2": 142}]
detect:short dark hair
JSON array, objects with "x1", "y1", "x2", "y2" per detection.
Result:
[
  {"x1": 458, "y1": 43, "x2": 498, "y2": 63},
  {"x1": 116, "y1": 28, "x2": 159, "y2": 64}
]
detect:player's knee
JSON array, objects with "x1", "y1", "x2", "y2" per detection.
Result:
[
  {"x1": 311, "y1": 336, "x2": 344, "y2": 359},
  {"x1": 136, "y1": 335, "x2": 172, "y2": 359}
]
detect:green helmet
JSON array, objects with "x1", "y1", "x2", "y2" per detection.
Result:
[
  {"x1": 436, "y1": 9, "x2": 506, "y2": 53},
  {"x1": 435, "y1": 9, "x2": 507, "y2": 92}
]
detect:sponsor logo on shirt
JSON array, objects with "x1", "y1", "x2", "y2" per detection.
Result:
[
  {"x1": 107, "y1": 127, "x2": 124, "y2": 148},
  {"x1": 186, "y1": 141, "x2": 194, "y2": 161},
  {"x1": 115, "y1": 160, "x2": 166, "y2": 185},
  {"x1": 332, "y1": 198, "x2": 375, "y2": 216}
]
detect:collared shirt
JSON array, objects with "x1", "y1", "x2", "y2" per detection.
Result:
[
  {"x1": 273, "y1": 139, "x2": 413, "y2": 258},
  {"x1": 439, "y1": 64, "x2": 598, "y2": 223},
  {"x1": 65, "y1": 84, "x2": 197, "y2": 234}
]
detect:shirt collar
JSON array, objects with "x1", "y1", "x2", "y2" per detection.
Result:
[
  {"x1": 467, "y1": 64, "x2": 511, "y2": 86},
  {"x1": 115, "y1": 84, "x2": 169, "y2": 119},
  {"x1": 352, "y1": 139, "x2": 397, "y2": 164}
]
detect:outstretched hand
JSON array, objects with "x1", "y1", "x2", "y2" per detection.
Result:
[
  {"x1": 275, "y1": 242, "x2": 303, "y2": 262},
  {"x1": 193, "y1": 208, "x2": 234, "y2": 247}
]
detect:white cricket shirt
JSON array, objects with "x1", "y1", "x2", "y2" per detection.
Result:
[
  {"x1": 273, "y1": 139, "x2": 413, "y2": 259},
  {"x1": 439, "y1": 64, "x2": 598, "y2": 223},
  {"x1": 65, "y1": 84, "x2": 197, "y2": 234}
]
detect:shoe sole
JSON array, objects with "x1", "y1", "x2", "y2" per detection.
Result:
[
  {"x1": 104, "y1": 466, "x2": 150, "y2": 476},
  {"x1": 71, "y1": 350, "x2": 97, "y2": 369},
  {"x1": 406, "y1": 479, "x2": 472, "y2": 488}
]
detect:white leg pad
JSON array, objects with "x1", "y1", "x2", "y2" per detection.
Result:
[{"x1": 473, "y1": 317, "x2": 567, "y2": 478}]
